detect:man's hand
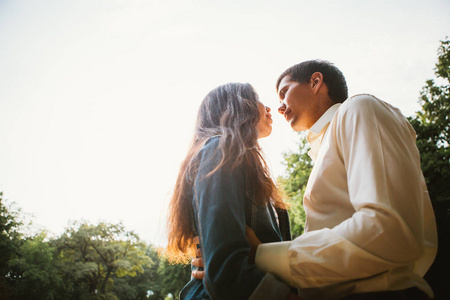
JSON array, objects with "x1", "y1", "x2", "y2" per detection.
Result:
[
  {"x1": 246, "y1": 226, "x2": 261, "y2": 264},
  {"x1": 192, "y1": 236, "x2": 204, "y2": 280}
]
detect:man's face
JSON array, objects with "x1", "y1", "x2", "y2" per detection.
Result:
[{"x1": 277, "y1": 75, "x2": 317, "y2": 131}]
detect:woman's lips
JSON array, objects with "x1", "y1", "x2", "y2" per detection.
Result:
[
  {"x1": 284, "y1": 108, "x2": 292, "y2": 121},
  {"x1": 265, "y1": 111, "x2": 273, "y2": 123}
]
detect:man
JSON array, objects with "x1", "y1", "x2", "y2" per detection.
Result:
[{"x1": 195, "y1": 60, "x2": 437, "y2": 300}]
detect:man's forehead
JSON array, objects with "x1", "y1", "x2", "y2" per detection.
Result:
[
  {"x1": 280, "y1": 75, "x2": 293, "y2": 89},
  {"x1": 278, "y1": 75, "x2": 293, "y2": 91}
]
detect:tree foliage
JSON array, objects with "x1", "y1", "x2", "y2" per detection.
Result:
[
  {"x1": 0, "y1": 193, "x2": 23, "y2": 271},
  {"x1": 408, "y1": 39, "x2": 450, "y2": 203},
  {"x1": 0, "y1": 192, "x2": 23, "y2": 299},
  {"x1": 52, "y1": 221, "x2": 153, "y2": 299},
  {"x1": 278, "y1": 134, "x2": 313, "y2": 238},
  {"x1": 6, "y1": 232, "x2": 64, "y2": 300},
  {"x1": 153, "y1": 254, "x2": 191, "y2": 299},
  {"x1": 0, "y1": 203, "x2": 191, "y2": 300}
]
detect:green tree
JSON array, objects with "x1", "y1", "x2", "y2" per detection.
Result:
[
  {"x1": 53, "y1": 221, "x2": 153, "y2": 299},
  {"x1": 1, "y1": 198, "x2": 169, "y2": 300},
  {"x1": 408, "y1": 38, "x2": 450, "y2": 300},
  {"x1": 0, "y1": 193, "x2": 22, "y2": 271},
  {"x1": 278, "y1": 134, "x2": 313, "y2": 238},
  {"x1": 142, "y1": 246, "x2": 165, "y2": 300},
  {"x1": 408, "y1": 39, "x2": 450, "y2": 203},
  {"x1": 0, "y1": 192, "x2": 23, "y2": 299},
  {"x1": 112, "y1": 245, "x2": 161, "y2": 300},
  {"x1": 6, "y1": 232, "x2": 64, "y2": 300},
  {"x1": 112, "y1": 245, "x2": 191, "y2": 300},
  {"x1": 153, "y1": 257, "x2": 190, "y2": 300}
]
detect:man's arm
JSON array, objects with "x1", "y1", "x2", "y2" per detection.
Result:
[{"x1": 192, "y1": 230, "x2": 304, "y2": 300}]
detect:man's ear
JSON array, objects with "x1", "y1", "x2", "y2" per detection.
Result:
[{"x1": 310, "y1": 72, "x2": 324, "y2": 94}]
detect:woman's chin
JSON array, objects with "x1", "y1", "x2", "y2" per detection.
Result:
[{"x1": 257, "y1": 129, "x2": 272, "y2": 139}]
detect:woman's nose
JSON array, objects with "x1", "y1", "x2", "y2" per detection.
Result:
[
  {"x1": 278, "y1": 102, "x2": 286, "y2": 114},
  {"x1": 265, "y1": 106, "x2": 271, "y2": 113}
]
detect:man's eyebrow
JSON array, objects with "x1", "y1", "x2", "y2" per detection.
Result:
[{"x1": 278, "y1": 84, "x2": 287, "y2": 96}]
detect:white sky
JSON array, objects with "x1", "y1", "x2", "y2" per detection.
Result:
[{"x1": 0, "y1": 0, "x2": 449, "y2": 246}]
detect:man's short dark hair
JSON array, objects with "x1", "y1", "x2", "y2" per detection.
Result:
[{"x1": 276, "y1": 60, "x2": 348, "y2": 103}]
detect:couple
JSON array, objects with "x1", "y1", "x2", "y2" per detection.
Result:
[{"x1": 166, "y1": 60, "x2": 437, "y2": 300}]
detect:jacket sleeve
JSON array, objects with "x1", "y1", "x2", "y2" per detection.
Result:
[{"x1": 193, "y1": 138, "x2": 290, "y2": 300}]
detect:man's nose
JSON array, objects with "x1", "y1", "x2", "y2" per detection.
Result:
[
  {"x1": 265, "y1": 106, "x2": 271, "y2": 113},
  {"x1": 278, "y1": 102, "x2": 286, "y2": 114}
]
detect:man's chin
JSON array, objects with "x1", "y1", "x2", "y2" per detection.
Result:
[{"x1": 290, "y1": 121, "x2": 304, "y2": 132}]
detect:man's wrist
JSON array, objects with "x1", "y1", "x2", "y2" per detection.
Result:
[{"x1": 255, "y1": 241, "x2": 293, "y2": 285}]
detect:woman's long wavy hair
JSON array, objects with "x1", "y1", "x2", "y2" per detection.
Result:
[{"x1": 166, "y1": 83, "x2": 286, "y2": 262}]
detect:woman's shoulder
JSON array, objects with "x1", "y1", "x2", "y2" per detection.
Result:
[
  {"x1": 199, "y1": 136, "x2": 221, "y2": 156},
  {"x1": 203, "y1": 135, "x2": 220, "y2": 147},
  {"x1": 195, "y1": 136, "x2": 222, "y2": 167}
]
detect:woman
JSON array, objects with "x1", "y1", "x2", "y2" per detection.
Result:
[{"x1": 166, "y1": 83, "x2": 294, "y2": 299}]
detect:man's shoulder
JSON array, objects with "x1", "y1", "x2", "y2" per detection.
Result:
[
  {"x1": 339, "y1": 94, "x2": 397, "y2": 117},
  {"x1": 334, "y1": 94, "x2": 375, "y2": 121},
  {"x1": 341, "y1": 94, "x2": 379, "y2": 110},
  {"x1": 348, "y1": 93, "x2": 379, "y2": 102},
  {"x1": 335, "y1": 94, "x2": 406, "y2": 131}
]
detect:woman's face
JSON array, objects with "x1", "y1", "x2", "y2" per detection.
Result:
[{"x1": 257, "y1": 101, "x2": 273, "y2": 139}]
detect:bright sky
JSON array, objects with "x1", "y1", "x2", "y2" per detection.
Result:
[{"x1": 0, "y1": 0, "x2": 449, "y2": 246}]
